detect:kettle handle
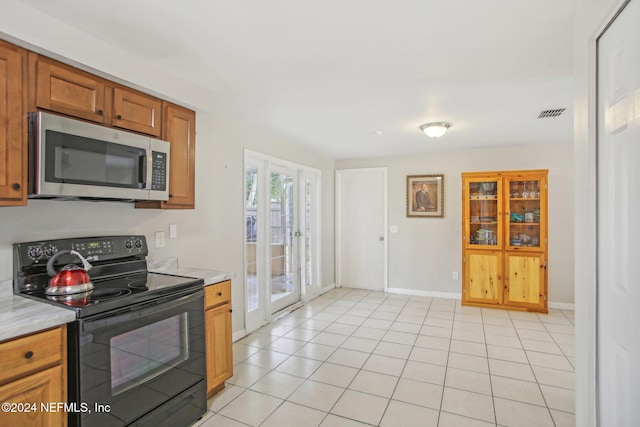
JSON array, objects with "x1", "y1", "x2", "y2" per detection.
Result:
[{"x1": 46, "y1": 250, "x2": 93, "y2": 277}]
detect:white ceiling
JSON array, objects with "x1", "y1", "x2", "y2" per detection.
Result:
[{"x1": 10, "y1": 0, "x2": 577, "y2": 159}]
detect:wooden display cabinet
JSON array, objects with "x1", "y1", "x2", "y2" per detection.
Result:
[{"x1": 462, "y1": 170, "x2": 548, "y2": 312}]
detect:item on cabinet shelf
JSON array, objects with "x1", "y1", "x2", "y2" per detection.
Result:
[
  {"x1": 519, "y1": 234, "x2": 532, "y2": 244},
  {"x1": 480, "y1": 216, "x2": 497, "y2": 222},
  {"x1": 525, "y1": 212, "x2": 535, "y2": 223},
  {"x1": 45, "y1": 250, "x2": 94, "y2": 295},
  {"x1": 510, "y1": 212, "x2": 524, "y2": 223},
  {"x1": 470, "y1": 215, "x2": 480, "y2": 222},
  {"x1": 510, "y1": 182, "x2": 521, "y2": 198},
  {"x1": 480, "y1": 182, "x2": 496, "y2": 195}
]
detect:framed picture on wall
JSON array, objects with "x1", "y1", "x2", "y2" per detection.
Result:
[{"x1": 407, "y1": 174, "x2": 444, "y2": 218}]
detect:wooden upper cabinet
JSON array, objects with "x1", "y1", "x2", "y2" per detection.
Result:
[
  {"x1": 0, "y1": 40, "x2": 27, "y2": 206},
  {"x1": 163, "y1": 102, "x2": 195, "y2": 208},
  {"x1": 112, "y1": 86, "x2": 162, "y2": 137},
  {"x1": 137, "y1": 102, "x2": 195, "y2": 209},
  {"x1": 29, "y1": 53, "x2": 109, "y2": 124}
]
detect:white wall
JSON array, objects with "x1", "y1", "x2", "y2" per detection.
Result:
[
  {"x1": 574, "y1": 0, "x2": 627, "y2": 425},
  {"x1": 336, "y1": 142, "x2": 574, "y2": 305},
  {"x1": 0, "y1": 112, "x2": 336, "y2": 335}
]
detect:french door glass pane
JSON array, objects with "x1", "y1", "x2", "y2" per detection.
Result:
[
  {"x1": 271, "y1": 172, "x2": 295, "y2": 304},
  {"x1": 305, "y1": 178, "x2": 312, "y2": 287},
  {"x1": 245, "y1": 167, "x2": 259, "y2": 312}
]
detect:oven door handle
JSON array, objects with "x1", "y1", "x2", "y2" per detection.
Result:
[{"x1": 80, "y1": 288, "x2": 203, "y2": 332}]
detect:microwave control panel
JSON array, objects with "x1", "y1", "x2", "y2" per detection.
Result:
[{"x1": 151, "y1": 151, "x2": 167, "y2": 191}]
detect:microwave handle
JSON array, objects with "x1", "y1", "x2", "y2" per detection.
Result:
[{"x1": 138, "y1": 153, "x2": 147, "y2": 189}]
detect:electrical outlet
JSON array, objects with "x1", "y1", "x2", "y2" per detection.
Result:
[
  {"x1": 155, "y1": 231, "x2": 165, "y2": 248},
  {"x1": 390, "y1": 225, "x2": 399, "y2": 233},
  {"x1": 452, "y1": 271, "x2": 459, "y2": 280}
]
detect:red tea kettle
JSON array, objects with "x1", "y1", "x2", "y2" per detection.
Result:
[{"x1": 45, "y1": 250, "x2": 94, "y2": 295}]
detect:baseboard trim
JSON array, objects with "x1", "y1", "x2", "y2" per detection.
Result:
[
  {"x1": 232, "y1": 329, "x2": 247, "y2": 343},
  {"x1": 386, "y1": 287, "x2": 462, "y2": 300},
  {"x1": 319, "y1": 283, "x2": 336, "y2": 295},
  {"x1": 548, "y1": 301, "x2": 575, "y2": 310}
]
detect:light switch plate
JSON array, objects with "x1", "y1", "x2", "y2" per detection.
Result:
[
  {"x1": 390, "y1": 225, "x2": 399, "y2": 233},
  {"x1": 169, "y1": 224, "x2": 177, "y2": 239},
  {"x1": 155, "y1": 231, "x2": 165, "y2": 248}
]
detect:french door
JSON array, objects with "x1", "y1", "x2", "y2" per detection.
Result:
[{"x1": 244, "y1": 151, "x2": 320, "y2": 333}]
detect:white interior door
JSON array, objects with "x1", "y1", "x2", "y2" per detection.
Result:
[
  {"x1": 597, "y1": 2, "x2": 640, "y2": 425},
  {"x1": 336, "y1": 168, "x2": 387, "y2": 290}
]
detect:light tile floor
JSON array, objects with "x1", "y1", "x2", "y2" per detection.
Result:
[{"x1": 195, "y1": 288, "x2": 575, "y2": 427}]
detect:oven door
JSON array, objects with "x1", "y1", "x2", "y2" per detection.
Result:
[{"x1": 69, "y1": 289, "x2": 206, "y2": 426}]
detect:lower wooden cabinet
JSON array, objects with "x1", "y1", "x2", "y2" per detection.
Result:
[
  {"x1": 504, "y1": 252, "x2": 546, "y2": 311},
  {"x1": 0, "y1": 325, "x2": 67, "y2": 427},
  {"x1": 204, "y1": 281, "x2": 233, "y2": 397},
  {"x1": 463, "y1": 250, "x2": 503, "y2": 306}
]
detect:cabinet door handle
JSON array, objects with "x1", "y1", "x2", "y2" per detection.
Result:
[
  {"x1": 97, "y1": 109, "x2": 104, "y2": 116},
  {"x1": 116, "y1": 114, "x2": 123, "y2": 120},
  {"x1": 12, "y1": 182, "x2": 21, "y2": 190},
  {"x1": 24, "y1": 351, "x2": 34, "y2": 359},
  {"x1": 218, "y1": 292, "x2": 223, "y2": 296}
]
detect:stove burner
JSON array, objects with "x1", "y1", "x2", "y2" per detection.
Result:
[
  {"x1": 127, "y1": 280, "x2": 148, "y2": 290},
  {"x1": 92, "y1": 288, "x2": 132, "y2": 300}
]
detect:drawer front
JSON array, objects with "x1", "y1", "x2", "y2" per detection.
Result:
[
  {"x1": 205, "y1": 281, "x2": 231, "y2": 309},
  {"x1": 0, "y1": 327, "x2": 64, "y2": 384}
]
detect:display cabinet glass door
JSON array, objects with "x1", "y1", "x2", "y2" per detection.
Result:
[
  {"x1": 464, "y1": 178, "x2": 502, "y2": 249},
  {"x1": 505, "y1": 174, "x2": 547, "y2": 251}
]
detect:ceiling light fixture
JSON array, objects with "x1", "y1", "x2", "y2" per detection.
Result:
[{"x1": 419, "y1": 122, "x2": 451, "y2": 138}]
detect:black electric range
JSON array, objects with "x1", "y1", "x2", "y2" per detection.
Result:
[
  {"x1": 13, "y1": 235, "x2": 203, "y2": 318},
  {"x1": 13, "y1": 235, "x2": 207, "y2": 427}
]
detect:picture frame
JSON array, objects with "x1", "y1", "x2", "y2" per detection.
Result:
[{"x1": 406, "y1": 174, "x2": 444, "y2": 218}]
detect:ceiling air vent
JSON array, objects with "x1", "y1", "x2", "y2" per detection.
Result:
[{"x1": 538, "y1": 108, "x2": 566, "y2": 119}]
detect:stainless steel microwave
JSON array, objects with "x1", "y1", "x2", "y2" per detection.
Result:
[{"x1": 28, "y1": 111, "x2": 170, "y2": 201}]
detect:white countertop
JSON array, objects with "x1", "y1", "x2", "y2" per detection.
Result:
[
  {"x1": 0, "y1": 280, "x2": 76, "y2": 342},
  {"x1": 148, "y1": 258, "x2": 236, "y2": 285},
  {"x1": 0, "y1": 259, "x2": 234, "y2": 342}
]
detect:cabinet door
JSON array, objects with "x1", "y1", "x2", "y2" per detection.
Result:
[
  {"x1": 0, "y1": 41, "x2": 27, "y2": 205},
  {"x1": 504, "y1": 172, "x2": 547, "y2": 252},
  {"x1": 163, "y1": 102, "x2": 195, "y2": 208},
  {"x1": 112, "y1": 87, "x2": 162, "y2": 137},
  {"x1": 205, "y1": 303, "x2": 233, "y2": 396},
  {"x1": 134, "y1": 102, "x2": 196, "y2": 210},
  {"x1": 463, "y1": 250, "x2": 503, "y2": 305},
  {"x1": 463, "y1": 176, "x2": 503, "y2": 249},
  {"x1": 504, "y1": 252, "x2": 547, "y2": 312},
  {"x1": 0, "y1": 365, "x2": 65, "y2": 427},
  {"x1": 31, "y1": 54, "x2": 108, "y2": 124}
]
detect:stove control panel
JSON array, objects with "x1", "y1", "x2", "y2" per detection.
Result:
[{"x1": 15, "y1": 235, "x2": 148, "y2": 266}]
